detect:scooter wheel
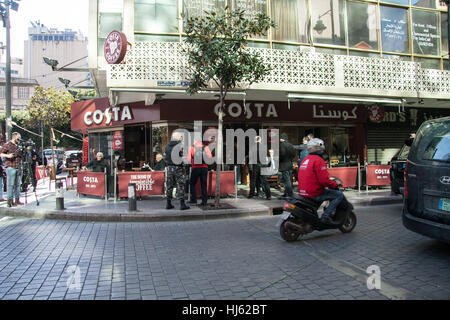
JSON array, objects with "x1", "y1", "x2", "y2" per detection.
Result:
[
  {"x1": 339, "y1": 211, "x2": 357, "y2": 233},
  {"x1": 280, "y1": 220, "x2": 300, "y2": 242}
]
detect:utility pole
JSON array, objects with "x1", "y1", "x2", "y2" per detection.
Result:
[{"x1": 4, "y1": 2, "x2": 11, "y2": 141}]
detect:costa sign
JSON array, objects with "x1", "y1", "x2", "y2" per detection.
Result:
[
  {"x1": 83, "y1": 105, "x2": 133, "y2": 126},
  {"x1": 104, "y1": 30, "x2": 128, "y2": 64}
]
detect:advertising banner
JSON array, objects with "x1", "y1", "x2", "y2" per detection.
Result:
[
  {"x1": 77, "y1": 172, "x2": 106, "y2": 197},
  {"x1": 35, "y1": 165, "x2": 47, "y2": 180},
  {"x1": 195, "y1": 171, "x2": 236, "y2": 196},
  {"x1": 327, "y1": 167, "x2": 358, "y2": 188},
  {"x1": 366, "y1": 165, "x2": 391, "y2": 186},
  {"x1": 113, "y1": 130, "x2": 123, "y2": 150},
  {"x1": 118, "y1": 171, "x2": 165, "y2": 197}
]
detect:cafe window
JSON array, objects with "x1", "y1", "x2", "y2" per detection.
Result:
[
  {"x1": 380, "y1": 5, "x2": 410, "y2": 53},
  {"x1": 412, "y1": 9, "x2": 440, "y2": 56},
  {"x1": 98, "y1": 0, "x2": 123, "y2": 57},
  {"x1": 347, "y1": 1, "x2": 378, "y2": 50},
  {"x1": 135, "y1": 0, "x2": 179, "y2": 34},
  {"x1": 271, "y1": 0, "x2": 308, "y2": 44},
  {"x1": 311, "y1": 0, "x2": 346, "y2": 46}
]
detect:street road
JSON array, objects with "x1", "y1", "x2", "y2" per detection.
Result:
[{"x1": 0, "y1": 204, "x2": 449, "y2": 300}]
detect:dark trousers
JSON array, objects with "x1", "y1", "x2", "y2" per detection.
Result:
[
  {"x1": 260, "y1": 175, "x2": 271, "y2": 198},
  {"x1": 249, "y1": 166, "x2": 261, "y2": 196},
  {"x1": 190, "y1": 167, "x2": 208, "y2": 204},
  {"x1": 280, "y1": 170, "x2": 293, "y2": 197}
]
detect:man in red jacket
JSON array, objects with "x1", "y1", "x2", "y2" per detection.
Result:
[
  {"x1": 298, "y1": 138, "x2": 343, "y2": 224},
  {"x1": 187, "y1": 138, "x2": 213, "y2": 207}
]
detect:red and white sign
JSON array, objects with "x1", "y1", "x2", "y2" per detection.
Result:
[
  {"x1": 368, "y1": 104, "x2": 385, "y2": 123},
  {"x1": 113, "y1": 131, "x2": 123, "y2": 150},
  {"x1": 327, "y1": 167, "x2": 358, "y2": 188},
  {"x1": 77, "y1": 172, "x2": 106, "y2": 197},
  {"x1": 118, "y1": 171, "x2": 165, "y2": 197},
  {"x1": 104, "y1": 30, "x2": 127, "y2": 64},
  {"x1": 36, "y1": 165, "x2": 47, "y2": 180},
  {"x1": 366, "y1": 165, "x2": 391, "y2": 186}
]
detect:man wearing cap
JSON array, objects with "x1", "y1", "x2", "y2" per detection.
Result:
[
  {"x1": 278, "y1": 133, "x2": 295, "y2": 198},
  {"x1": 298, "y1": 138, "x2": 343, "y2": 225}
]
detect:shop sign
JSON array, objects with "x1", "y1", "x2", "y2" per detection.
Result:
[
  {"x1": 313, "y1": 105, "x2": 358, "y2": 121},
  {"x1": 214, "y1": 102, "x2": 278, "y2": 119},
  {"x1": 113, "y1": 131, "x2": 123, "y2": 150},
  {"x1": 83, "y1": 105, "x2": 133, "y2": 126},
  {"x1": 77, "y1": 172, "x2": 106, "y2": 197},
  {"x1": 366, "y1": 165, "x2": 391, "y2": 186},
  {"x1": 370, "y1": 107, "x2": 447, "y2": 128},
  {"x1": 118, "y1": 172, "x2": 165, "y2": 197},
  {"x1": 104, "y1": 30, "x2": 128, "y2": 64}
]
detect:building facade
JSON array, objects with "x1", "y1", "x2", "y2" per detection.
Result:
[
  {"x1": 24, "y1": 22, "x2": 90, "y2": 90},
  {"x1": 81, "y1": 0, "x2": 450, "y2": 169},
  {"x1": 0, "y1": 78, "x2": 38, "y2": 112}
]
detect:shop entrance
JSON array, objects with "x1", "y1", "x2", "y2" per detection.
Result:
[{"x1": 124, "y1": 122, "x2": 151, "y2": 170}]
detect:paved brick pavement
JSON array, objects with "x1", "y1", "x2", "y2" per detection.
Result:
[{"x1": 0, "y1": 204, "x2": 449, "y2": 300}]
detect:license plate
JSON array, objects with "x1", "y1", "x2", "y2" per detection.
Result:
[
  {"x1": 439, "y1": 198, "x2": 450, "y2": 212},
  {"x1": 275, "y1": 211, "x2": 291, "y2": 227}
]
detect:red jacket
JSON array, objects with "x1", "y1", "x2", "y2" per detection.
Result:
[
  {"x1": 298, "y1": 154, "x2": 337, "y2": 197},
  {"x1": 187, "y1": 142, "x2": 213, "y2": 169}
]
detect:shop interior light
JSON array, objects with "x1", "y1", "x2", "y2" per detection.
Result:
[{"x1": 287, "y1": 93, "x2": 403, "y2": 105}]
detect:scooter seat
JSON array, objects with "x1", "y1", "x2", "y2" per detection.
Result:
[{"x1": 294, "y1": 196, "x2": 321, "y2": 210}]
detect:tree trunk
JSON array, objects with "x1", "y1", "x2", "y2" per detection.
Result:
[{"x1": 214, "y1": 94, "x2": 224, "y2": 208}]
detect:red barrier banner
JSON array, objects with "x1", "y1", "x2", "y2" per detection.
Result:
[
  {"x1": 77, "y1": 172, "x2": 106, "y2": 197},
  {"x1": 36, "y1": 165, "x2": 47, "y2": 180},
  {"x1": 118, "y1": 171, "x2": 165, "y2": 197},
  {"x1": 366, "y1": 165, "x2": 391, "y2": 186},
  {"x1": 327, "y1": 167, "x2": 358, "y2": 188},
  {"x1": 195, "y1": 171, "x2": 235, "y2": 196}
]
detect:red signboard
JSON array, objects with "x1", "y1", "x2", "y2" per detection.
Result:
[
  {"x1": 195, "y1": 171, "x2": 236, "y2": 196},
  {"x1": 113, "y1": 130, "x2": 123, "y2": 150},
  {"x1": 77, "y1": 172, "x2": 106, "y2": 197},
  {"x1": 36, "y1": 165, "x2": 47, "y2": 180},
  {"x1": 366, "y1": 165, "x2": 391, "y2": 186},
  {"x1": 327, "y1": 167, "x2": 358, "y2": 188},
  {"x1": 118, "y1": 171, "x2": 165, "y2": 197}
]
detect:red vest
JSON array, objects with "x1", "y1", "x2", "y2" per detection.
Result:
[{"x1": 298, "y1": 154, "x2": 337, "y2": 197}]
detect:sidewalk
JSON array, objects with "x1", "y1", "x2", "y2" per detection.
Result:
[{"x1": 0, "y1": 176, "x2": 402, "y2": 222}]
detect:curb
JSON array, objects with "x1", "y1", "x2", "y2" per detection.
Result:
[{"x1": 0, "y1": 196, "x2": 403, "y2": 222}]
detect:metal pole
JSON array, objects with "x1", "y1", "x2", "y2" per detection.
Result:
[
  {"x1": 40, "y1": 120, "x2": 44, "y2": 166},
  {"x1": 114, "y1": 167, "x2": 117, "y2": 203},
  {"x1": 234, "y1": 165, "x2": 237, "y2": 201},
  {"x1": 447, "y1": 1, "x2": 450, "y2": 66},
  {"x1": 366, "y1": 161, "x2": 369, "y2": 193},
  {"x1": 104, "y1": 167, "x2": 107, "y2": 201},
  {"x1": 5, "y1": 3, "x2": 11, "y2": 141},
  {"x1": 357, "y1": 155, "x2": 361, "y2": 193}
]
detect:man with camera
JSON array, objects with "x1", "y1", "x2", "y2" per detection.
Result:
[{"x1": 0, "y1": 132, "x2": 24, "y2": 207}]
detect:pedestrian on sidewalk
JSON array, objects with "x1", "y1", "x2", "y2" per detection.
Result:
[
  {"x1": 247, "y1": 136, "x2": 271, "y2": 199},
  {"x1": 164, "y1": 131, "x2": 189, "y2": 210},
  {"x1": 0, "y1": 132, "x2": 24, "y2": 207},
  {"x1": 0, "y1": 157, "x2": 5, "y2": 202},
  {"x1": 187, "y1": 139, "x2": 213, "y2": 207},
  {"x1": 278, "y1": 133, "x2": 295, "y2": 198}
]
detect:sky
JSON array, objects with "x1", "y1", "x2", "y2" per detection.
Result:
[{"x1": 0, "y1": 0, "x2": 89, "y2": 59}]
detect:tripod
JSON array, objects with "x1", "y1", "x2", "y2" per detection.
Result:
[{"x1": 20, "y1": 157, "x2": 39, "y2": 206}]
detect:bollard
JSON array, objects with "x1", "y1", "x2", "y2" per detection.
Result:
[
  {"x1": 56, "y1": 181, "x2": 64, "y2": 210},
  {"x1": 128, "y1": 183, "x2": 137, "y2": 211}
]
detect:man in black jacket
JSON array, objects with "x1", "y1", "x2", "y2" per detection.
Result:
[
  {"x1": 279, "y1": 133, "x2": 295, "y2": 198},
  {"x1": 247, "y1": 136, "x2": 271, "y2": 199}
]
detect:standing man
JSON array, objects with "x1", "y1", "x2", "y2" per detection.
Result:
[
  {"x1": 188, "y1": 138, "x2": 213, "y2": 208},
  {"x1": 0, "y1": 132, "x2": 24, "y2": 207},
  {"x1": 247, "y1": 135, "x2": 271, "y2": 199},
  {"x1": 278, "y1": 133, "x2": 295, "y2": 198},
  {"x1": 164, "y1": 131, "x2": 189, "y2": 210}
]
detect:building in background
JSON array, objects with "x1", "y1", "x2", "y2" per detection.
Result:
[
  {"x1": 24, "y1": 21, "x2": 90, "y2": 91},
  {"x1": 79, "y1": 0, "x2": 450, "y2": 168},
  {"x1": 0, "y1": 77, "x2": 38, "y2": 112},
  {"x1": 0, "y1": 57, "x2": 24, "y2": 78}
]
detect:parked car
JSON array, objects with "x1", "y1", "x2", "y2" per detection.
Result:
[
  {"x1": 390, "y1": 143, "x2": 411, "y2": 195},
  {"x1": 402, "y1": 116, "x2": 450, "y2": 243},
  {"x1": 65, "y1": 150, "x2": 83, "y2": 168}
]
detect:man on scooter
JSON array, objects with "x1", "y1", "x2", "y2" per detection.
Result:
[{"x1": 298, "y1": 138, "x2": 343, "y2": 225}]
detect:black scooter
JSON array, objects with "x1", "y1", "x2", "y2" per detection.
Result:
[{"x1": 276, "y1": 178, "x2": 357, "y2": 242}]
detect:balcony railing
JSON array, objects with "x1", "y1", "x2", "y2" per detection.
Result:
[{"x1": 107, "y1": 41, "x2": 450, "y2": 99}]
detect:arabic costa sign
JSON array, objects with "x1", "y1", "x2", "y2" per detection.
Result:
[{"x1": 118, "y1": 172, "x2": 165, "y2": 197}]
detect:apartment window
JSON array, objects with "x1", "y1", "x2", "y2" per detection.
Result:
[
  {"x1": 271, "y1": 0, "x2": 308, "y2": 44},
  {"x1": 380, "y1": 6, "x2": 409, "y2": 53},
  {"x1": 311, "y1": 0, "x2": 347, "y2": 46},
  {"x1": 412, "y1": 9, "x2": 440, "y2": 56},
  {"x1": 98, "y1": 0, "x2": 123, "y2": 56},
  {"x1": 135, "y1": 0, "x2": 178, "y2": 34},
  {"x1": 347, "y1": 1, "x2": 379, "y2": 50},
  {"x1": 441, "y1": 12, "x2": 448, "y2": 57},
  {"x1": 18, "y1": 87, "x2": 29, "y2": 99}
]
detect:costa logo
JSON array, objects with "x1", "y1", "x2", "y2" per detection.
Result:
[
  {"x1": 368, "y1": 104, "x2": 385, "y2": 123},
  {"x1": 374, "y1": 169, "x2": 389, "y2": 174},
  {"x1": 83, "y1": 105, "x2": 133, "y2": 126},
  {"x1": 104, "y1": 30, "x2": 128, "y2": 64},
  {"x1": 83, "y1": 176, "x2": 99, "y2": 183}
]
